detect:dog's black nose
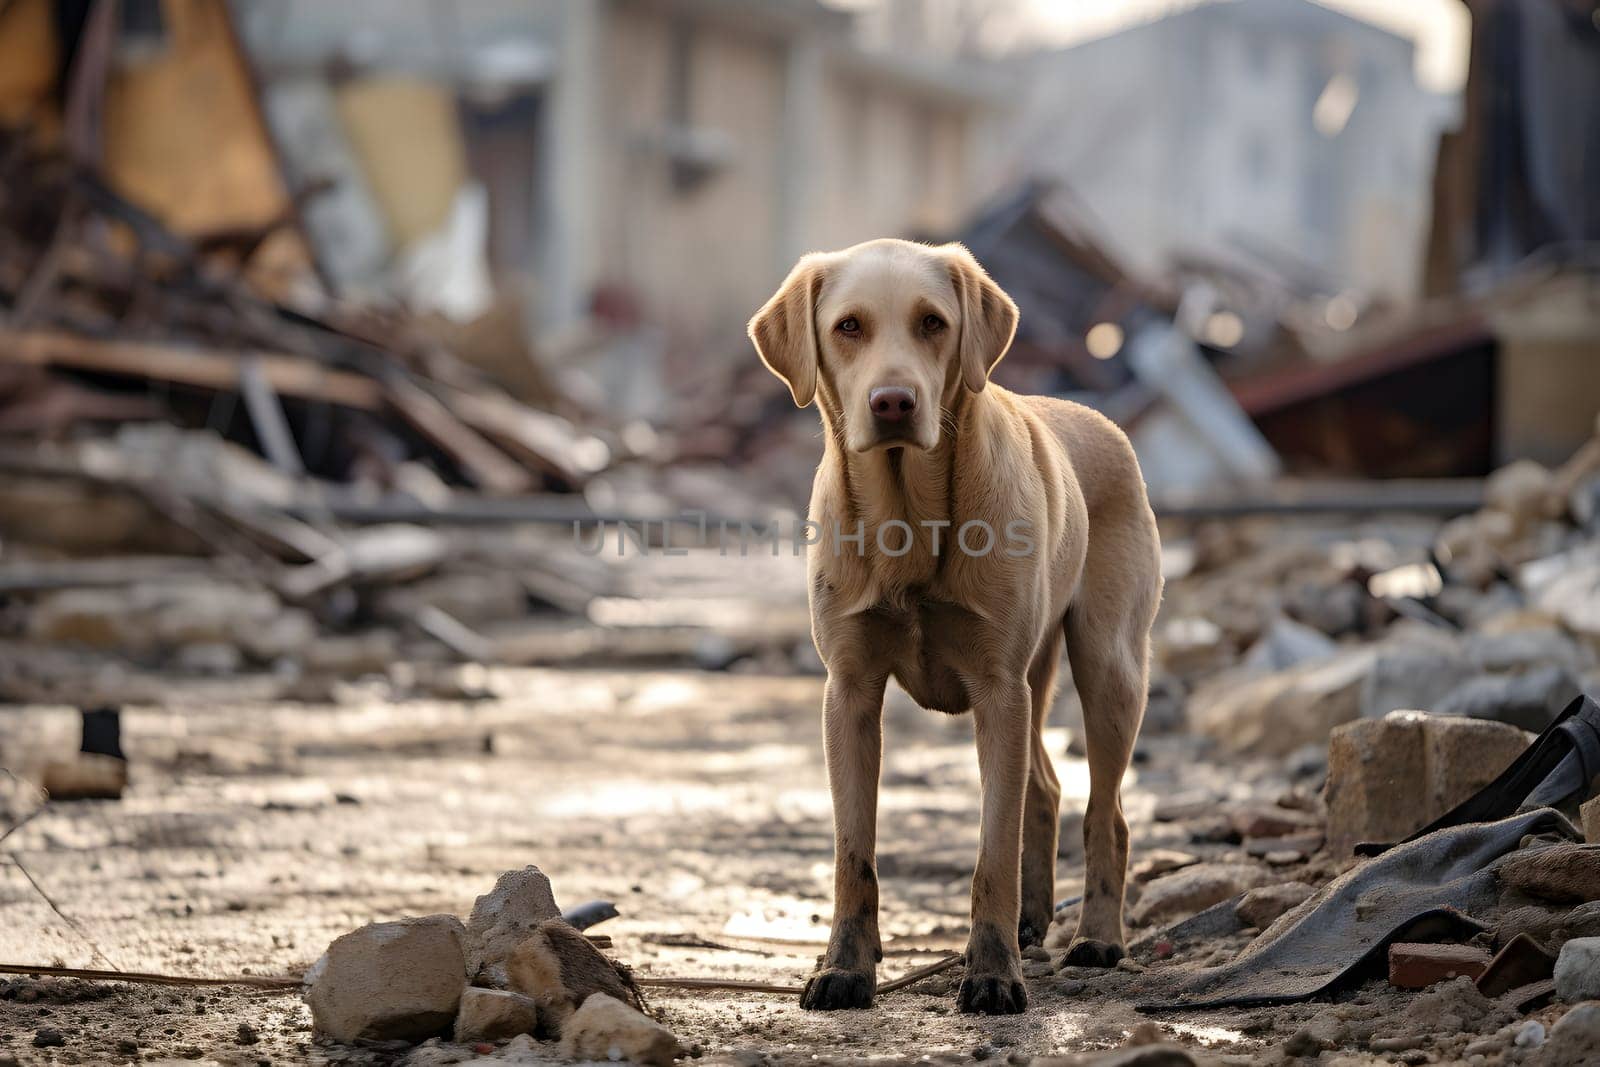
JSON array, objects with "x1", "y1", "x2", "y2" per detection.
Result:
[{"x1": 869, "y1": 386, "x2": 916, "y2": 423}]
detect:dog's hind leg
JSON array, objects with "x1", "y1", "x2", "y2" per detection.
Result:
[
  {"x1": 1060, "y1": 518, "x2": 1160, "y2": 968},
  {"x1": 801, "y1": 671, "x2": 888, "y2": 1011},
  {"x1": 1018, "y1": 639, "x2": 1062, "y2": 949}
]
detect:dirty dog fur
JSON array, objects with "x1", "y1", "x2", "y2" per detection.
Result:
[{"x1": 748, "y1": 239, "x2": 1162, "y2": 1015}]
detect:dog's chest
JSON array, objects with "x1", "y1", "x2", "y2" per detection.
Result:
[{"x1": 861, "y1": 594, "x2": 982, "y2": 714}]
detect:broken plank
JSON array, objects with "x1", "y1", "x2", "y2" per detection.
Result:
[
  {"x1": 0, "y1": 328, "x2": 383, "y2": 409},
  {"x1": 382, "y1": 376, "x2": 533, "y2": 495}
]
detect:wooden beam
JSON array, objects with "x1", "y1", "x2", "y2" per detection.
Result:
[{"x1": 0, "y1": 328, "x2": 383, "y2": 409}]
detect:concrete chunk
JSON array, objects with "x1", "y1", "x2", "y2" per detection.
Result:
[
  {"x1": 559, "y1": 992, "x2": 684, "y2": 1066},
  {"x1": 1235, "y1": 883, "x2": 1315, "y2": 931},
  {"x1": 1555, "y1": 937, "x2": 1600, "y2": 1003},
  {"x1": 452, "y1": 987, "x2": 537, "y2": 1043},
  {"x1": 1128, "y1": 863, "x2": 1275, "y2": 928},
  {"x1": 304, "y1": 914, "x2": 467, "y2": 1043},
  {"x1": 1325, "y1": 712, "x2": 1529, "y2": 856},
  {"x1": 466, "y1": 866, "x2": 561, "y2": 983}
]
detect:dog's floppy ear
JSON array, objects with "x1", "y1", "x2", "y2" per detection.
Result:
[
  {"x1": 946, "y1": 245, "x2": 1018, "y2": 394},
  {"x1": 748, "y1": 255, "x2": 825, "y2": 408}
]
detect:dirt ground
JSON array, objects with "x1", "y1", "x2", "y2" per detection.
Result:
[{"x1": 1, "y1": 654, "x2": 1524, "y2": 1067}]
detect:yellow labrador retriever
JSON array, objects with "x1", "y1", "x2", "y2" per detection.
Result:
[{"x1": 748, "y1": 239, "x2": 1162, "y2": 1014}]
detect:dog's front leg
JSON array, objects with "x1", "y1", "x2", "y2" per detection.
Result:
[
  {"x1": 960, "y1": 677, "x2": 1030, "y2": 1014},
  {"x1": 801, "y1": 671, "x2": 887, "y2": 1011}
]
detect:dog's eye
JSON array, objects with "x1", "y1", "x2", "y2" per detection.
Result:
[
  {"x1": 836, "y1": 317, "x2": 861, "y2": 335},
  {"x1": 922, "y1": 314, "x2": 946, "y2": 333}
]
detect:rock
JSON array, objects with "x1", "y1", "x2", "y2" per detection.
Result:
[
  {"x1": 452, "y1": 987, "x2": 537, "y2": 1043},
  {"x1": 1360, "y1": 648, "x2": 1470, "y2": 720},
  {"x1": 1388, "y1": 942, "x2": 1492, "y2": 989},
  {"x1": 32, "y1": 1029, "x2": 65, "y2": 1048},
  {"x1": 466, "y1": 866, "x2": 561, "y2": 982},
  {"x1": 1241, "y1": 616, "x2": 1337, "y2": 671},
  {"x1": 1498, "y1": 843, "x2": 1600, "y2": 904},
  {"x1": 304, "y1": 914, "x2": 467, "y2": 1043},
  {"x1": 41, "y1": 752, "x2": 127, "y2": 800},
  {"x1": 1542, "y1": 1002, "x2": 1600, "y2": 1067},
  {"x1": 1583, "y1": 795, "x2": 1599, "y2": 844},
  {"x1": 235, "y1": 1022, "x2": 259, "y2": 1046},
  {"x1": 1141, "y1": 673, "x2": 1186, "y2": 735},
  {"x1": 1128, "y1": 863, "x2": 1275, "y2": 928},
  {"x1": 1556, "y1": 938, "x2": 1600, "y2": 1002},
  {"x1": 1228, "y1": 804, "x2": 1322, "y2": 840},
  {"x1": 1156, "y1": 617, "x2": 1228, "y2": 675},
  {"x1": 1325, "y1": 712, "x2": 1530, "y2": 856},
  {"x1": 1464, "y1": 627, "x2": 1592, "y2": 674},
  {"x1": 1235, "y1": 883, "x2": 1315, "y2": 930},
  {"x1": 303, "y1": 630, "x2": 402, "y2": 676},
  {"x1": 1131, "y1": 849, "x2": 1199, "y2": 883},
  {"x1": 1188, "y1": 648, "x2": 1373, "y2": 757},
  {"x1": 25, "y1": 580, "x2": 313, "y2": 663},
  {"x1": 1515, "y1": 1019, "x2": 1546, "y2": 1048},
  {"x1": 1433, "y1": 665, "x2": 1582, "y2": 731},
  {"x1": 559, "y1": 992, "x2": 684, "y2": 1066},
  {"x1": 1484, "y1": 458, "x2": 1561, "y2": 526},
  {"x1": 1521, "y1": 544, "x2": 1600, "y2": 641},
  {"x1": 505, "y1": 919, "x2": 640, "y2": 1030}
]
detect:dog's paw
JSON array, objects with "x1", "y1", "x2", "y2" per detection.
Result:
[
  {"x1": 956, "y1": 972, "x2": 1028, "y2": 1015},
  {"x1": 799, "y1": 968, "x2": 874, "y2": 1011},
  {"x1": 1060, "y1": 937, "x2": 1124, "y2": 969}
]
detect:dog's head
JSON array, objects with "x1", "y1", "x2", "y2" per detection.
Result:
[{"x1": 748, "y1": 239, "x2": 1018, "y2": 453}]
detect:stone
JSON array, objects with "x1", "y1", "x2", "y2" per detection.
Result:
[
  {"x1": 452, "y1": 987, "x2": 537, "y2": 1043},
  {"x1": 1131, "y1": 849, "x2": 1199, "y2": 883},
  {"x1": 1542, "y1": 1002, "x2": 1600, "y2": 1067},
  {"x1": 1484, "y1": 458, "x2": 1561, "y2": 526},
  {"x1": 1464, "y1": 627, "x2": 1592, "y2": 674},
  {"x1": 304, "y1": 914, "x2": 467, "y2": 1043},
  {"x1": 1582, "y1": 795, "x2": 1599, "y2": 844},
  {"x1": 1433, "y1": 665, "x2": 1582, "y2": 731},
  {"x1": 1360, "y1": 648, "x2": 1470, "y2": 721},
  {"x1": 1235, "y1": 883, "x2": 1315, "y2": 930},
  {"x1": 1515, "y1": 1019, "x2": 1546, "y2": 1048},
  {"x1": 505, "y1": 919, "x2": 640, "y2": 1030},
  {"x1": 1325, "y1": 712, "x2": 1531, "y2": 856},
  {"x1": 559, "y1": 992, "x2": 684, "y2": 1066},
  {"x1": 1188, "y1": 648, "x2": 1373, "y2": 757},
  {"x1": 303, "y1": 630, "x2": 402, "y2": 676},
  {"x1": 1156, "y1": 617, "x2": 1228, "y2": 675},
  {"x1": 1388, "y1": 942, "x2": 1492, "y2": 989},
  {"x1": 1228, "y1": 804, "x2": 1322, "y2": 840},
  {"x1": 1128, "y1": 863, "x2": 1275, "y2": 928},
  {"x1": 41, "y1": 753, "x2": 127, "y2": 800},
  {"x1": 32, "y1": 1029, "x2": 65, "y2": 1048},
  {"x1": 1556, "y1": 938, "x2": 1600, "y2": 1003},
  {"x1": 1498, "y1": 843, "x2": 1600, "y2": 904},
  {"x1": 1240, "y1": 616, "x2": 1336, "y2": 671},
  {"x1": 466, "y1": 866, "x2": 561, "y2": 983}
]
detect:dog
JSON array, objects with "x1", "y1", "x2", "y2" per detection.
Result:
[{"x1": 747, "y1": 239, "x2": 1162, "y2": 1015}]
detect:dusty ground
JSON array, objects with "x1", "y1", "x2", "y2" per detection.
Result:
[
  {"x1": 0, "y1": 657, "x2": 1570, "y2": 1066},
  {"x1": 0, "y1": 662, "x2": 1311, "y2": 1066}
]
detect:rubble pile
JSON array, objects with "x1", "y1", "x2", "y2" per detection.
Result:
[
  {"x1": 1022, "y1": 425, "x2": 1600, "y2": 1062},
  {"x1": 304, "y1": 865, "x2": 684, "y2": 1064}
]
